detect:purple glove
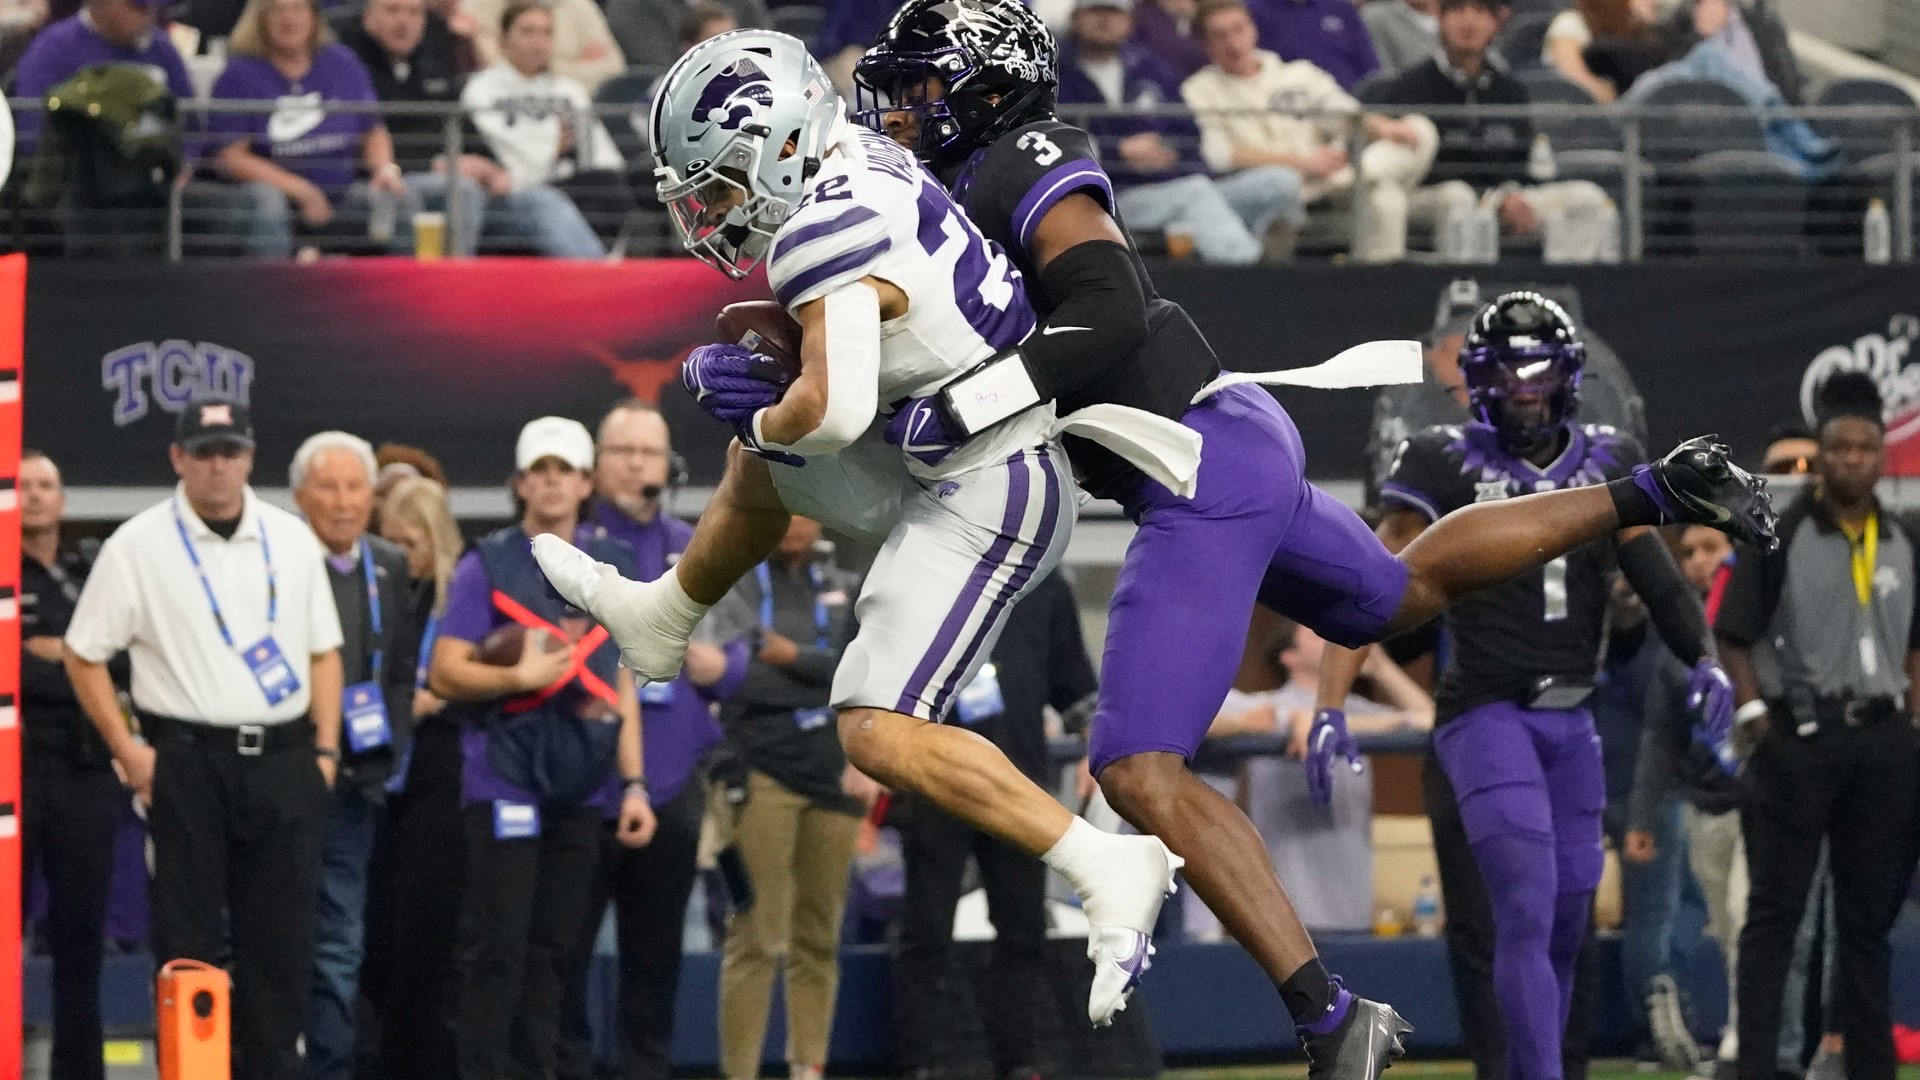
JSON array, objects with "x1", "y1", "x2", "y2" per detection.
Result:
[
  {"x1": 1687, "y1": 658, "x2": 1737, "y2": 773},
  {"x1": 735, "y1": 412, "x2": 805, "y2": 468},
  {"x1": 1687, "y1": 659, "x2": 1734, "y2": 743},
  {"x1": 1305, "y1": 707, "x2": 1362, "y2": 807},
  {"x1": 884, "y1": 396, "x2": 963, "y2": 467},
  {"x1": 682, "y1": 343, "x2": 794, "y2": 425}
]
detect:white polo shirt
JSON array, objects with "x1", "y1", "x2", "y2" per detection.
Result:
[{"x1": 66, "y1": 485, "x2": 344, "y2": 726}]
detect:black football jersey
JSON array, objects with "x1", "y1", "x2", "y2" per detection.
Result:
[
  {"x1": 1380, "y1": 422, "x2": 1648, "y2": 719},
  {"x1": 942, "y1": 118, "x2": 1220, "y2": 500}
]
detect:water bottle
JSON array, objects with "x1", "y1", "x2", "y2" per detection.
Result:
[
  {"x1": 367, "y1": 186, "x2": 398, "y2": 244},
  {"x1": 1596, "y1": 198, "x2": 1623, "y2": 264},
  {"x1": 1527, "y1": 132, "x2": 1557, "y2": 183},
  {"x1": 1540, "y1": 201, "x2": 1571, "y2": 264},
  {"x1": 1864, "y1": 197, "x2": 1892, "y2": 265},
  {"x1": 1470, "y1": 200, "x2": 1501, "y2": 263},
  {"x1": 1413, "y1": 875, "x2": 1442, "y2": 937}
]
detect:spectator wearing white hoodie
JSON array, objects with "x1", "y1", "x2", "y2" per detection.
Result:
[{"x1": 463, "y1": 0, "x2": 623, "y2": 257}]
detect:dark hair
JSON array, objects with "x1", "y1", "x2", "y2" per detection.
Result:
[
  {"x1": 1764, "y1": 420, "x2": 1813, "y2": 446},
  {"x1": 1438, "y1": 0, "x2": 1503, "y2": 14},
  {"x1": 678, "y1": 1, "x2": 733, "y2": 47},
  {"x1": 1814, "y1": 371, "x2": 1884, "y2": 435},
  {"x1": 1194, "y1": 0, "x2": 1250, "y2": 36},
  {"x1": 500, "y1": 0, "x2": 548, "y2": 37},
  {"x1": 376, "y1": 442, "x2": 447, "y2": 486}
]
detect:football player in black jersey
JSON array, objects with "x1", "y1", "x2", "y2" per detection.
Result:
[
  {"x1": 854, "y1": 5, "x2": 1773, "y2": 1075},
  {"x1": 1313, "y1": 294, "x2": 1737, "y2": 1080}
]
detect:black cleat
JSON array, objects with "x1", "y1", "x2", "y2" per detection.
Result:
[
  {"x1": 1296, "y1": 992, "x2": 1413, "y2": 1080},
  {"x1": 1640, "y1": 435, "x2": 1780, "y2": 551}
]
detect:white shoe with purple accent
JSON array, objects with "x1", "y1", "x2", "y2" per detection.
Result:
[
  {"x1": 531, "y1": 533, "x2": 703, "y2": 682},
  {"x1": 1080, "y1": 835, "x2": 1183, "y2": 1026}
]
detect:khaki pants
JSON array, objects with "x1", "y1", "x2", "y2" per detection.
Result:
[
  {"x1": 1353, "y1": 114, "x2": 1612, "y2": 262},
  {"x1": 719, "y1": 771, "x2": 862, "y2": 1079},
  {"x1": 1687, "y1": 804, "x2": 1748, "y2": 1060}
]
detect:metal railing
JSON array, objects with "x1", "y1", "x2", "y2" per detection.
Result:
[{"x1": 7, "y1": 94, "x2": 1919, "y2": 262}]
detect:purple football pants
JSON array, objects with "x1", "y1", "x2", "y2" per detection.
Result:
[
  {"x1": 1087, "y1": 384, "x2": 1408, "y2": 774},
  {"x1": 1434, "y1": 701, "x2": 1607, "y2": 1080}
]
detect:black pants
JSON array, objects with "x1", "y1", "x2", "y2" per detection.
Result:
[
  {"x1": 1736, "y1": 719, "x2": 1920, "y2": 1080},
  {"x1": 893, "y1": 793, "x2": 1050, "y2": 1076},
  {"x1": 558, "y1": 778, "x2": 707, "y2": 1080},
  {"x1": 23, "y1": 745, "x2": 124, "y2": 1080},
  {"x1": 451, "y1": 802, "x2": 603, "y2": 1080},
  {"x1": 148, "y1": 733, "x2": 328, "y2": 1080},
  {"x1": 375, "y1": 720, "x2": 466, "y2": 1080},
  {"x1": 1424, "y1": 753, "x2": 1593, "y2": 1080}
]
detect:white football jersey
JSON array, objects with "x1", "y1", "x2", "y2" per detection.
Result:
[{"x1": 766, "y1": 126, "x2": 1053, "y2": 480}]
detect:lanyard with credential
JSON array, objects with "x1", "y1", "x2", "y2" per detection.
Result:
[
  {"x1": 173, "y1": 499, "x2": 277, "y2": 649},
  {"x1": 415, "y1": 613, "x2": 440, "y2": 691},
  {"x1": 361, "y1": 541, "x2": 384, "y2": 684},
  {"x1": 1842, "y1": 512, "x2": 1878, "y2": 607},
  {"x1": 756, "y1": 562, "x2": 829, "y2": 648}
]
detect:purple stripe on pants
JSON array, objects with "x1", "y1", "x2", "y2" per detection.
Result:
[
  {"x1": 894, "y1": 450, "x2": 1035, "y2": 714},
  {"x1": 928, "y1": 449, "x2": 1063, "y2": 719}
]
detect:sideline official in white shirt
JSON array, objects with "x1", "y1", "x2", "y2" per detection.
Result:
[{"x1": 64, "y1": 396, "x2": 345, "y2": 1080}]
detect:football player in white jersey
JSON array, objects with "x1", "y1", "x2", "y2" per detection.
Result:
[{"x1": 534, "y1": 28, "x2": 1183, "y2": 1025}]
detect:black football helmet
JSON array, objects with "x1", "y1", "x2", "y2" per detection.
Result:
[
  {"x1": 1460, "y1": 291, "x2": 1587, "y2": 454},
  {"x1": 852, "y1": 0, "x2": 1059, "y2": 169}
]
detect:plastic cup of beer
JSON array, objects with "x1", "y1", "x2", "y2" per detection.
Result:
[
  {"x1": 1165, "y1": 226, "x2": 1195, "y2": 260},
  {"x1": 413, "y1": 212, "x2": 447, "y2": 261}
]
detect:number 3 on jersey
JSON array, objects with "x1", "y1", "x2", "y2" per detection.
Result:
[{"x1": 1018, "y1": 131, "x2": 1061, "y2": 166}]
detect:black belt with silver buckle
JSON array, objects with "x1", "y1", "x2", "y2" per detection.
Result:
[
  {"x1": 1778, "y1": 691, "x2": 1905, "y2": 736},
  {"x1": 141, "y1": 713, "x2": 314, "y2": 756}
]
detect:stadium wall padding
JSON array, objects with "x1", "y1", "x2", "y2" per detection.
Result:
[{"x1": 26, "y1": 260, "x2": 1920, "y2": 489}]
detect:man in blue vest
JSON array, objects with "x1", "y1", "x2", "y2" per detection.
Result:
[
  {"x1": 559, "y1": 400, "x2": 737, "y2": 1080},
  {"x1": 428, "y1": 416, "x2": 657, "y2": 1080}
]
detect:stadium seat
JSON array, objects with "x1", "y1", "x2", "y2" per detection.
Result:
[
  {"x1": 1814, "y1": 77, "x2": 1918, "y2": 169},
  {"x1": 767, "y1": 4, "x2": 825, "y2": 45},
  {"x1": 1495, "y1": 10, "x2": 1556, "y2": 71},
  {"x1": 1685, "y1": 149, "x2": 1809, "y2": 257},
  {"x1": 1634, "y1": 77, "x2": 1768, "y2": 165},
  {"x1": 594, "y1": 68, "x2": 663, "y2": 162}
]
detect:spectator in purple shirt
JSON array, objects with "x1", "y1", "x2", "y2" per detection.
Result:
[
  {"x1": 1057, "y1": 0, "x2": 1301, "y2": 262},
  {"x1": 14, "y1": 0, "x2": 193, "y2": 152},
  {"x1": 1250, "y1": 0, "x2": 1380, "y2": 89},
  {"x1": 206, "y1": 0, "x2": 480, "y2": 256},
  {"x1": 1130, "y1": 0, "x2": 1210, "y2": 81}
]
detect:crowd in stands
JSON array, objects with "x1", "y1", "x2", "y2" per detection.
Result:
[{"x1": 0, "y1": 0, "x2": 1911, "y2": 260}]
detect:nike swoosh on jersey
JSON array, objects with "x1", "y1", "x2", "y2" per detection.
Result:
[{"x1": 1041, "y1": 326, "x2": 1091, "y2": 335}]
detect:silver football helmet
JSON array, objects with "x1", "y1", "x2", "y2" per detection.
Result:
[{"x1": 650, "y1": 29, "x2": 845, "y2": 278}]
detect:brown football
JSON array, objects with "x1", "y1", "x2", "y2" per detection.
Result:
[
  {"x1": 474, "y1": 624, "x2": 570, "y2": 667},
  {"x1": 716, "y1": 300, "x2": 803, "y2": 378}
]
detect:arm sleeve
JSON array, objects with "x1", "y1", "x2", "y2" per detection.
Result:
[
  {"x1": 62, "y1": 536, "x2": 138, "y2": 664},
  {"x1": 1712, "y1": 548, "x2": 1771, "y2": 647},
  {"x1": 758, "y1": 283, "x2": 881, "y2": 457},
  {"x1": 436, "y1": 551, "x2": 495, "y2": 644},
  {"x1": 1018, "y1": 239, "x2": 1150, "y2": 406},
  {"x1": 1618, "y1": 530, "x2": 1712, "y2": 664},
  {"x1": 1626, "y1": 711, "x2": 1679, "y2": 833}
]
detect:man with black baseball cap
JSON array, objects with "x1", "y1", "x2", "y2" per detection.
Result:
[{"x1": 65, "y1": 393, "x2": 346, "y2": 1080}]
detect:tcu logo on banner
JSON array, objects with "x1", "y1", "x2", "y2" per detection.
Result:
[
  {"x1": 101, "y1": 340, "x2": 255, "y2": 426},
  {"x1": 1802, "y1": 316, "x2": 1920, "y2": 475}
]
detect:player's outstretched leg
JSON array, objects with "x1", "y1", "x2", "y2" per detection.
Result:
[
  {"x1": 839, "y1": 706, "x2": 1182, "y2": 1026},
  {"x1": 1384, "y1": 435, "x2": 1776, "y2": 637},
  {"x1": 536, "y1": 441, "x2": 790, "y2": 680}
]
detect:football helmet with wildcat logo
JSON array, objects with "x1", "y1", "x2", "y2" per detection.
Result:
[
  {"x1": 650, "y1": 29, "x2": 845, "y2": 277},
  {"x1": 852, "y1": 0, "x2": 1059, "y2": 168}
]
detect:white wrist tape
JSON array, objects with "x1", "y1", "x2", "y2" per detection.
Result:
[
  {"x1": 765, "y1": 284, "x2": 880, "y2": 457},
  {"x1": 1736, "y1": 699, "x2": 1769, "y2": 723}
]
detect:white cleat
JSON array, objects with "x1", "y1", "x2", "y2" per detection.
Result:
[
  {"x1": 1081, "y1": 835, "x2": 1183, "y2": 1027},
  {"x1": 530, "y1": 534, "x2": 691, "y2": 682}
]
